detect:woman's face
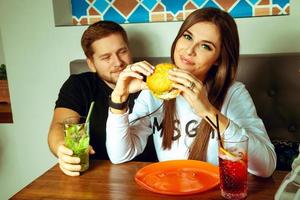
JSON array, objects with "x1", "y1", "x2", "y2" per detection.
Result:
[{"x1": 174, "y1": 21, "x2": 222, "y2": 81}]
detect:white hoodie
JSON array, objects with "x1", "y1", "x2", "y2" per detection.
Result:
[{"x1": 106, "y1": 82, "x2": 277, "y2": 177}]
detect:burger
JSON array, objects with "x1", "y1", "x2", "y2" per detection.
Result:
[{"x1": 146, "y1": 63, "x2": 180, "y2": 100}]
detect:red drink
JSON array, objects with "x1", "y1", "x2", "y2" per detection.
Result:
[
  {"x1": 219, "y1": 156, "x2": 248, "y2": 199},
  {"x1": 218, "y1": 136, "x2": 248, "y2": 200}
]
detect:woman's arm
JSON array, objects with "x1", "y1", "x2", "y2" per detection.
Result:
[
  {"x1": 222, "y1": 82, "x2": 277, "y2": 177},
  {"x1": 106, "y1": 62, "x2": 155, "y2": 164},
  {"x1": 106, "y1": 91, "x2": 155, "y2": 164}
]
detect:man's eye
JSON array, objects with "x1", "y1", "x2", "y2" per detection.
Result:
[
  {"x1": 201, "y1": 44, "x2": 212, "y2": 51},
  {"x1": 100, "y1": 56, "x2": 110, "y2": 60},
  {"x1": 183, "y1": 34, "x2": 192, "y2": 40},
  {"x1": 119, "y1": 49, "x2": 128, "y2": 54}
]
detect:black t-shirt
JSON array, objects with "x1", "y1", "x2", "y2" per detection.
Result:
[{"x1": 55, "y1": 72, "x2": 157, "y2": 161}]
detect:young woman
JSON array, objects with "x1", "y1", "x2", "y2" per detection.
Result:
[{"x1": 106, "y1": 7, "x2": 276, "y2": 177}]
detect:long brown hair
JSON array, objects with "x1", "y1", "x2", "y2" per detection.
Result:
[{"x1": 162, "y1": 7, "x2": 240, "y2": 160}]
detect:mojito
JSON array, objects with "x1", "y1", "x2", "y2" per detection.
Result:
[{"x1": 64, "y1": 117, "x2": 90, "y2": 172}]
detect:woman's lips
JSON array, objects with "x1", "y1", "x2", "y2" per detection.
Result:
[{"x1": 180, "y1": 55, "x2": 195, "y2": 65}]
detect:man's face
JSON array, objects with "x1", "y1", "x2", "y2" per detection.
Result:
[{"x1": 87, "y1": 33, "x2": 132, "y2": 88}]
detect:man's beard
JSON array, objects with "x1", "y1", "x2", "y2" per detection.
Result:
[
  {"x1": 96, "y1": 71, "x2": 119, "y2": 89},
  {"x1": 95, "y1": 64, "x2": 128, "y2": 88}
]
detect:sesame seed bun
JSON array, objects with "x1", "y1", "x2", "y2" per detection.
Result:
[{"x1": 146, "y1": 63, "x2": 180, "y2": 100}]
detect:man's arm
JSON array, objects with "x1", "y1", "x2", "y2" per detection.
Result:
[{"x1": 48, "y1": 107, "x2": 79, "y2": 156}]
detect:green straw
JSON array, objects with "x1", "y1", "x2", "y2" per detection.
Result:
[{"x1": 85, "y1": 101, "x2": 95, "y2": 125}]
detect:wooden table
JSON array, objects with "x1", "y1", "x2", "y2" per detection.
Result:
[{"x1": 11, "y1": 160, "x2": 287, "y2": 200}]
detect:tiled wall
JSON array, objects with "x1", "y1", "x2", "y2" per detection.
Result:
[{"x1": 72, "y1": 0, "x2": 290, "y2": 25}]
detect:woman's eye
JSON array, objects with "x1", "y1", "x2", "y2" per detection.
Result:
[
  {"x1": 201, "y1": 44, "x2": 212, "y2": 51},
  {"x1": 183, "y1": 34, "x2": 192, "y2": 40}
]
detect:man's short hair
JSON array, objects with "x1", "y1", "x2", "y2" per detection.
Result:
[{"x1": 81, "y1": 21, "x2": 128, "y2": 59}]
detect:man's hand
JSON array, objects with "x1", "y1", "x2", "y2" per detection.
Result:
[{"x1": 57, "y1": 144, "x2": 95, "y2": 176}]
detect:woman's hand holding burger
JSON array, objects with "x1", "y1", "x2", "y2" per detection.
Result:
[
  {"x1": 110, "y1": 61, "x2": 154, "y2": 114},
  {"x1": 168, "y1": 68, "x2": 229, "y2": 134},
  {"x1": 168, "y1": 68, "x2": 214, "y2": 118}
]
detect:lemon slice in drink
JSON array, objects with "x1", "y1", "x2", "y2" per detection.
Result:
[
  {"x1": 220, "y1": 147, "x2": 247, "y2": 166},
  {"x1": 219, "y1": 147, "x2": 237, "y2": 159}
]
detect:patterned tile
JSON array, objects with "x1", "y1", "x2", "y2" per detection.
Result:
[
  {"x1": 185, "y1": 2, "x2": 197, "y2": 10},
  {"x1": 285, "y1": 6, "x2": 289, "y2": 14},
  {"x1": 89, "y1": 7, "x2": 100, "y2": 15},
  {"x1": 89, "y1": 16, "x2": 102, "y2": 24},
  {"x1": 255, "y1": 7, "x2": 270, "y2": 16},
  {"x1": 103, "y1": 6, "x2": 125, "y2": 23},
  {"x1": 248, "y1": 0, "x2": 261, "y2": 6},
  {"x1": 215, "y1": 0, "x2": 238, "y2": 11},
  {"x1": 161, "y1": 0, "x2": 186, "y2": 15},
  {"x1": 230, "y1": 1, "x2": 252, "y2": 18},
  {"x1": 71, "y1": 0, "x2": 290, "y2": 25},
  {"x1": 272, "y1": 6, "x2": 281, "y2": 15},
  {"x1": 167, "y1": 13, "x2": 174, "y2": 21},
  {"x1": 113, "y1": 0, "x2": 138, "y2": 17},
  {"x1": 80, "y1": 18, "x2": 88, "y2": 25},
  {"x1": 273, "y1": 0, "x2": 290, "y2": 8},
  {"x1": 259, "y1": 0, "x2": 270, "y2": 6},
  {"x1": 71, "y1": 0, "x2": 89, "y2": 19},
  {"x1": 143, "y1": 0, "x2": 157, "y2": 10},
  {"x1": 72, "y1": 18, "x2": 78, "y2": 25},
  {"x1": 153, "y1": 3, "x2": 164, "y2": 12},
  {"x1": 202, "y1": 0, "x2": 221, "y2": 9},
  {"x1": 192, "y1": 0, "x2": 206, "y2": 7},
  {"x1": 94, "y1": 0, "x2": 109, "y2": 13},
  {"x1": 176, "y1": 12, "x2": 184, "y2": 20},
  {"x1": 151, "y1": 13, "x2": 164, "y2": 22},
  {"x1": 127, "y1": 5, "x2": 149, "y2": 23}
]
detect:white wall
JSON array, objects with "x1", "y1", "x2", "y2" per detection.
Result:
[
  {"x1": 0, "y1": 0, "x2": 299, "y2": 199},
  {"x1": 0, "y1": 30, "x2": 4, "y2": 64}
]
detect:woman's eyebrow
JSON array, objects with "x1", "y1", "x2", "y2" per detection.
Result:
[
  {"x1": 185, "y1": 30, "x2": 193, "y2": 36},
  {"x1": 186, "y1": 29, "x2": 217, "y2": 48}
]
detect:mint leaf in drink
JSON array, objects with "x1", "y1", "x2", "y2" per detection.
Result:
[{"x1": 64, "y1": 123, "x2": 89, "y2": 156}]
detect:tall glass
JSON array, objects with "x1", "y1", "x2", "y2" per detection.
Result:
[
  {"x1": 218, "y1": 136, "x2": 249, "y2": 199},
  {"x1": 64, "y1": 116, "x2": 90, "y2": 172}
]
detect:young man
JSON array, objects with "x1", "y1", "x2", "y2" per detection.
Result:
[{"x1": 48, "y1": 21, "x2": 156, "y2": 176}]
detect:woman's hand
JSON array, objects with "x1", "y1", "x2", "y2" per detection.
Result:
[
  {"x1": 168, "y1": 68, "x2": 212, "y2": 118},
  {"x1": 112, "y1": 61, "x2": 154, "y2": 103},
  {"x1": 168, "y1": 68, "x2": 229, "y2": 133}
]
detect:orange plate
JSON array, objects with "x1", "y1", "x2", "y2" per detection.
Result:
[{"x1": 135, "y1": 160, "x2": 220, "y2": 195}]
